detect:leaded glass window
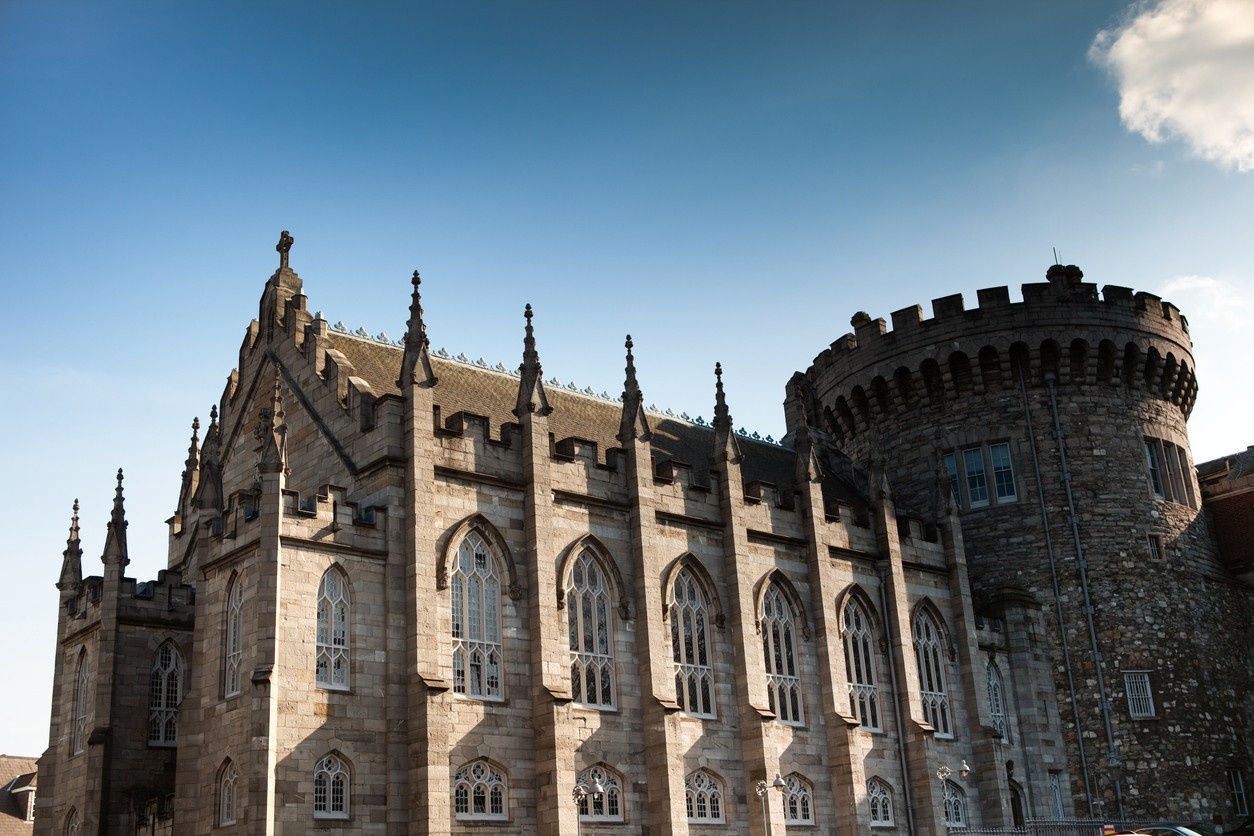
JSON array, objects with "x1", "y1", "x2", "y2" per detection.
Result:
[
  {"x1": 868, "y1": 778, "x2": 894, "y2": 826},
  {"x1": 684, "y1": 770, "x2": 724, "y2": 823},
  {"x1": 844, "y1": 598, "x2": 880, "y2": 730},
  {"x1": 225, "y1": 577, "x2": 243, "y2": 697},
  {"x1": 453, "y1": 760, "x2": 507, "y2": 820},
  {"x1": 72, "y1": 651, "x2": 89, "y2": 755},
  {"x1": 671, "y1": 568, "x2": 715, "y2": 717},
  {"x1": 219, "y1": 761, "x2": 238, "y2": 826},
  {"x1": 316, "y1": 568, "x2": 350, "y2": 690},
  {"x1": 785, "y1": 774, "x2": 814, "y2": 824},
  {"x1": 313, "y1": 754, "x2": 349, "y2": 819},
  {"x1": 943, "y1": 780, "x2": 967, "y2": 827},
  {"x1": 149, "y1": 642, "x2": 182, "y2": 746},
  {"x1": 761, "y1": 584, "x2": 802, "y2": 724},
  {"x1": 913, "y1": 609, "x2": 952, "y2": 737},
  {"x1": 576, "y1": 765, "x2": 623, "y2": 822},
  {"x1": 568, "y1": 548, "x2": 615, "y2": 708},
  {"x1": 451, "y1": 533, "x2": 502, "y2": 700},
  {"x1": 987, "y1": 661, "x2": 1009, "y2": 743}
]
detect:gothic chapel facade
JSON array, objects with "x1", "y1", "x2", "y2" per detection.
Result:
[{"x1": 37, "y1": 235, "x2": 1254, "y2": 835}]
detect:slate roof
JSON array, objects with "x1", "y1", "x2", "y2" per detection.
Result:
[
  {"x1": 0, "y1": 756, "x2": 36, "y2": 834},
  {"x1": 326, "y1": 332, "x2": 798, "y2": 491}
]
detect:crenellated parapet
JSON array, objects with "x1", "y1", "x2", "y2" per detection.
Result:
[{"x1": 799, "y1": 267, "x2": 1198, "y2": 445}]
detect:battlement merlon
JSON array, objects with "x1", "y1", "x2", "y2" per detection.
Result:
[{"x1": 807, "y1": 279, "x2": 1193, "y2": 379}]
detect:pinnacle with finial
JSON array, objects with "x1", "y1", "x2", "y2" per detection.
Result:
[
  {"x1": 714, "y1": 362, "x2": 731, "y2": 427},
  {"x1": 406, "y1": 270, "x2": 429, "y2": 350},
  {"x1": 623, "y1": 335, "x2": 639, "y2": 394},
  {"x1": 67, "y1": 498, "x2": 80, "y2": 549},
  {"x1": 520, "y1": 303, "x2": 541, "y2": 374},
  {"x1": 183, "y1": 417, "x2": 201, "y2": 472},
  {"x1": 102, "y1": 468, "x2": 129, "y2": 566}
]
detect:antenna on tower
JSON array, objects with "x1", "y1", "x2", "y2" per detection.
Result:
[{"x1": 1053, "y1": 247, "x2": 1060, "y2": 264}]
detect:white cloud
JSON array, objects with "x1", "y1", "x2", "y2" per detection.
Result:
[{"x1": 1091, "y1": 0, "x2": 1254, "y2": 172}]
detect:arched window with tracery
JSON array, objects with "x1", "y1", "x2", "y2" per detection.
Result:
[
  {"x1": 224, "y1": 576, "x2": 243, "y2": 697},
  {"x1": 453, "y1": 760, "x2": 507, "y2": 820},
  {"x1": 843, "y1": 596, "x2": 881, "y2": 730},
  {"x1": 943, "y1": 780, "x2": 967, "y2": 827},
  {"x1": 576, "y1": 764, "x2": 624, "y2": 822},
  {"x1": 868, "y1": 778, "x2": 894, "y2": 827},
  {"x1": 670, "y1": 568, "x2": 715, "y2": 717},
  {"x1": 219, "y1": 760, "x2": 238, "y2": 826},
  {"x1": 761, "y1": 583, "x2": 802, "y2": 724},
  {"x1": 784, "y1": 773, "x2": 814, "y2": 824},
  {"x1": 64, "y1": 808, "x2": 79, "y2": 836},
  {"x1": 71, "y1": 650, "x2": 89, "y2": 755},
  {"x1": 567, "y1": 547, "x2": 615, "y2": 708},
  {"x1": 987, "y1": 660, "x2": 1010, "y2": 743},
  {"x1": 316, "y1": 567, "x2": 350, "y2": 690},
  {"x1": 313, "y1": 753, "x2": 350, "y2": 819},
  {"x1": 149, "y1": 641, "x2": 182, "y2": 745},
  {"x1": 913, "y1": 608, "x2": 952, "y2": 737},
  {"x1": 450, "y1": 532, "x2": 502, "y2": 700},
  {"x1": 684, "y1": 770, "x2": 724, "y2": 823}
]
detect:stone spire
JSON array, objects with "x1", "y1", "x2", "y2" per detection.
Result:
[
  {"x1": 194, "y1": 405, "x2": 224, "y2": 511},
  {"x1": 712, "y1": 363, "x2": 742, "y2": 464},
  {"x1": 618, "y1": 335, "x2": 652, "y2": 444},
  {"x1": 401, "y1": 270, "x2": 436, "y2": 387},
  {"x1": 256, "y1": 376, "x2": 289, "y2": 475},
  {"x1": 177, "y1": 417, "x2": 201, "y2": 511},
  {"x1": 101, "y1": 469, "x2": 129, "y2": 567},
  {"x1": 57, "y1": 499, "x2": 82, "y2": 590},
  {"x1": 788, "y1": 382, "x2": 824, "y2": 485},
  {"x1": 514, "y1": 304, "x2": 550, "y2": 417}
]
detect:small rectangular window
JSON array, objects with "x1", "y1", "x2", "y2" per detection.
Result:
[
  {"x1": 943, "y1": 454, "x2": 960, "y2": 505},
  {"x1": 1124, "y1": 671, "x2": 1155, "y2": 719},
  {"x1": 1230, "y1": 769, "x2": 1249, "y2": 816},
  {"x1": 1147, "y1": 534, "x2": 1163, "y2": 561},
  {"x1": 990, "y1": 442, "x2": 1017, "y2": 501},
  {"x1": 964, "y1": 448, "x2": 989, "y2": 507}
]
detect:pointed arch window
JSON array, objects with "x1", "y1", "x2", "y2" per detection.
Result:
[
  {"x1": 576, "y1": 765, "x2": 624, "y2": 822},
  {"x1": 784, "y1": 773, "x2": 814, "y2": 824},
  {"x1": 670, "y1": 568, "x2": 715, "y2": 717},
  {"x1": 313, "y1": 754, "x2": 350, "y2": 819},
  {"x1": 316, "y1": 568, "x2": 350, "y2": 690},
  {"x1": 843, "y1": 597, "x2": 881, "y2": 730},
  {"x1": 65, "y1": 808, "x2": 79, "y2": 836},
  {"x1": 451, "y1": 532, "x2": 503, "y2": 700},
  {"x1": 761, "y1": 583, "x2": 802, "y2": 724},
  {"x1": 868, "y1": 778, "x2": 894, "y2": 827},
  {"x1": 987, "y1": 661, "x2": 1010, "y2": 743},
  {"x1": 149, "y1": 641, "x2": 182, "y2": 746},
  {"x1": 684, "y1": 769, "x2": 724, "y2": 823},
  {"x1": 224, "y1": 577, "x2": 243, "y2": 698},
  {"x1": 71, "y1": 651, "x2": 89, "y2": 755},
  {"x1": 942, "y1": 780, "x2": 967, "y2": 827},
  {"x1": 913, "y1": 609, "x2": 952, "y2": 737},
  {"x1": 453, "y1": 760, "x2": 508, "y2": 820},
  {"x1": 567, "y1": 547, "x2": 615, "y2": 708},
  {"x1": 219, "y1": 761, "x2": 238, "y2": 826}
]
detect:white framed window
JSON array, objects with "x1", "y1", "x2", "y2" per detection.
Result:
[
  {"x1": 761, "y1": 584, "x2": 803, "y2": 725},
  {"x1": 453, "y1": 760, "x2": 507, "y2": 820},
  {"x1": 1124, "y1": 671, "x2": 1155, "y2": 718},
  {"x1": 65, "y1": 808, "x2": 79, "y2": 836},
  {"x1": 944, "y1": 442, "x2": 1018, "y2": 509},
  {"x1": 987, "y1": 661, "x2": 1010, "y2": 743},
  {"x1": 1147, "y1": 534, "x2": 1164, "y2": 561},
  {"x1": 1144, "y1": 437, "x2": 1196, "y2": 508},
  {"x1": 72, "y1": 651, "x2": 89, "y2": 755},
  {"x1": 913, "y1": 610, "x2": 952, "y2": 737},
  {"x1": 868, "y1": 778, "x2": 894, "y2": 827},
  {"x1": 313, "y1": 754, "x2": 349, "y2": 819},
  {"x1": 942, "y1": 780, "x2": 967, "y2": 827},
  {"x1": 450, "y1": 532, "x2": 503, "y2": 700},
  {"x1": 316, "y1": 568, "x2": 350, "y2": 690},
  {"x1": 671, "y1": 568, "x2": 715, "y2": 717},
  {"x1": 784, "y1": 773, "x2": 814, "y2": 824},
  {"x1": 843, "y1": 598, "x2": 881, "y2": 730},
  {"x1": 224, "y1": 577, "x2": 243, "y2": 698},
  {"x1": 684, "y1": 770, "x2": 725, "y2": 823},
  {"x1": 1229, "y1": 769, "x2": 1249, "y2": 816},
  {"x1": 568, "y1": 548, "x2": 615, "y2": 709},
  {"x1": 219, "y1": 761, "x2": 238, "y2": 826},
  {"x1": 576, "y1": 765, "x2": 624, "y2": 822},
  {"x1": 149, "y1": 642, "x2": 182, "y2": 746}
]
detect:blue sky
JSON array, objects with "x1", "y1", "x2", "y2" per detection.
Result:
[{"x1": 2, "y1": 0, "x2": 1251, "y2": 757}]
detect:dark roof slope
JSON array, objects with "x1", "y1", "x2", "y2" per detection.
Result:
[{"x1": 0, "y1": 756, "x2": 36, "y2": 832}]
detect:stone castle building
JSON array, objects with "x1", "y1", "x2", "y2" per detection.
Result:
[{"x1": 36, "y1": 235, "x2": 1254, "y2": 834}]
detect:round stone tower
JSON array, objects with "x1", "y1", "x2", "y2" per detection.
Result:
[{"x1": 788, "y1": 265, "x2": 1253, "y2": 821}]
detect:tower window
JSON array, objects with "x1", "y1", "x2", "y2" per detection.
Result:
[
  {"x1": 1124, "y1": 671, "x2": 1156, "y2": 719},
  {"x1": 943, "y1": 442, "x2": 1018, "y2": 510}
]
